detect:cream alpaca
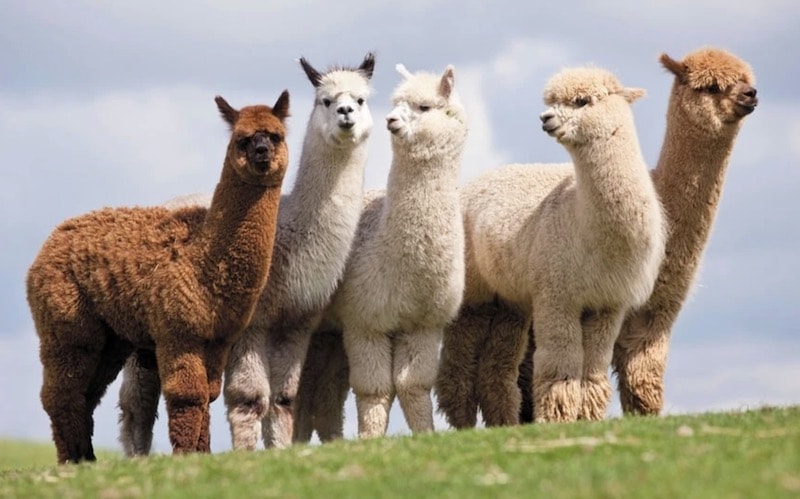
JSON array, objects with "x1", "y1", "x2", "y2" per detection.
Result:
[
  {"x1": 312, "y1": 64, "x2": 467, "y2": 438},
  {"x1": 28, "y1": 93, "x2": 290, "y2": 463},
  {"x1": 436, "y1": 67, "x2": 666, "y2": 426},
  {"x1": 117, "y1": 53, "x2": 375, "y2": 453}
]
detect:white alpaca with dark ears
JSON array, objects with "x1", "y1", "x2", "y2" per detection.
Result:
[{"x1": 315, "y1": 63, "x2": 468, "y2": 438}]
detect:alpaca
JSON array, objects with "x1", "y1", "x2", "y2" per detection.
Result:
[
  {"x1": 435, "y1": 66, "x2": 666, "y2": 427},
  {"x1": 27, "y1": 92, "x2": 290, "y2": 463},
  {"x1": 611, "y1": 48, "x2": 758, "y2": 416},
  {"x1": 312, "y1": 63, "x2": 468, "y2": 438},
  {"x1": 116, "y1": 53, "x2": 375, "y2": 453}
]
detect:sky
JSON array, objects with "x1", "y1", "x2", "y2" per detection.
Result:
[{"x1": 1, "y1": 1, "x2": 799, "y2": 455}]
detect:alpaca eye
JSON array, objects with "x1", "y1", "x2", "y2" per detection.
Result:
[
  {"x1": 575, "y1": 97, "x2": 590, "y2": 108},
  {"x1": 322, "y1": 98, "x2": 332, "y2": 108},
  {"x1": 237, "y1": 137, "x2": 250, "y2": 150},
  {"x1": 357, "y1": 98, "x2": 365, "y2": 106},
  {"x1": 707, "y1": 84, "x2": 721, "y2": 94},
  {"x1": 269, "y1": 133, "x2": 283, "y2": 144},
  {"x1": 419, "y1": 105, "x2": 431, "y2": 112}
]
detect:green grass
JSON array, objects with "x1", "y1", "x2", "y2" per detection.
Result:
[{"x1": 2, "y1": 406, "x2": 799, "y2": 498}]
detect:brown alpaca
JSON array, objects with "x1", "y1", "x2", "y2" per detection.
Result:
[
  {"x1": 26, "y1": 92, "x2": 291, "y2": 463},
  {"x1": 518, "y1": 47, "x2": 758, "y2": 421}
]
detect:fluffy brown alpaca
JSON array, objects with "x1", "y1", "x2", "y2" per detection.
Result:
[
  {"x1": 26, "y1": 92, "x2": 291, "y2": 463},
  {"x1": 518, "y1": 47, "x2": 759, "y2": 421}
]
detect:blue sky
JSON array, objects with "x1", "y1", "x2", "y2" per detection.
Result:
[{"x1": 1, "y1": 1, "x2": 798, "y2": 453}]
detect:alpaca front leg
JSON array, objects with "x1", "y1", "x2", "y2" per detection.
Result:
[
  {"x1": 394, "y1": 328, "x2": 441, "y2": 434},
  {"x1": 435, "y1": 307, "x2": 487, "y2": 429},
  {"x1": 532, "y1": 305, "x2": 583, "y2": 423},
  {"x1": 476, "y1": 308, "x2": 527, "y2": 427},
  {"x1": 517, "y1": 324, "x2": 536, "y2": 424},
  {"x1": 263, "y1": 326, "x2": 313, "y2": 449},
  {"x1": 344, "y1": 329, "x2": 394, "y2": 438},
  {"x1": 580, "y1": 309, "x2": 625, "y2": 421},
  {"x1": 613, "y1": 309, "x2": 671, "y2": 416},
  {"x1": 223, "y1": 332, "x2": 270, "y2": 450},
  {"x1": 118, "y1": 349, "x2": 161, "y2": 457},
  {"x1": 158, "y1": 346, "x2": 210, "y2": 454}
]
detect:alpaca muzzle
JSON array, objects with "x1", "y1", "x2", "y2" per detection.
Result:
[
  {"x1": 540, "y1": 109, "x2": 560, "y2": 135},
  {"x1": 734, "y1": 85, "x2": 758, "y2": 117}
]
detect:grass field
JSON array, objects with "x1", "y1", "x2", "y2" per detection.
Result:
[{"x1": 2, "y1": 405, "x2": 799, "y2": 498}]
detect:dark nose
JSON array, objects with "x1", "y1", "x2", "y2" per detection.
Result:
[
  {"x1": 337, "y1": 105, "x2": 353, "y2": 115},
  {"x1": 743, "y1": 86, "x2": 757, "y2": 98},
  {"x1": 252, "y1": 134, "x2": 270, "y2": 155},
  {"x1": 540, "y1": 110, "x2": 554, "y2": 124}
]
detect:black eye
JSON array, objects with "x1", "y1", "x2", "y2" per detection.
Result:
[
  {"x1": 357, "y1": 98, "x2": 365, "y2": 106},
  {"x1": 269, "y1": 133, "x2": 282, "y2": 144},
  {"x1": 322, "y1": 98, "x2": 332, "y2": 108},
  {"x1": 237, "y1": 137, "x2": 250, "y2": 150},
  {"x1": 575, "y1": 97, "x2": 590, "y2": 108},
  {"x1": 707, "y1": 84, "x2": 721, "y2": 94},
  {"x1": 419, "y1": 105, "x2": 431, "y2": 112}
]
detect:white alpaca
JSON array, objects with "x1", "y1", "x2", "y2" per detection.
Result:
[
  {"x1": 324, "y1": 64, "x2": 468, "y2": 438},
  {"x1": 117, "y1": 53, "x2": 375, "y2": 453},
  {"x1": 437, "y1": 66, "x2": 666, "y2": 425}
]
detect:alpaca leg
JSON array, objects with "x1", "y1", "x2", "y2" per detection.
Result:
[
  {"x1": 157, "y1": 343, "x2": 210, "y2": 454},
  {"x1": 38, "y1": 322, "x2": 106, "y2": 463},
  {"x1": 613, "y1": 309, "x2": 671, "y2": 416},
  {"x1": 580, "y1": 309, "x2": 625, "y2": 421},
  {"x1": 263, "y1": 324, "x2": 314, "y2": 449},
  {"x1": 194, "y1": 340, "x2": 229, "y2": 453},
  {"x1": 293, "y1": 330, "x2": 350, "y2": 443},
  {"x1": 476, "y1": 309, "x2": 527, "y2": 427},
  {"x1": 435, "y1": 306, "x2": 487, "y2": 429},
  {"x1": 118, "y1": 349, "x2": 161, "y2": 457},
  {"x1": 223, "y1": 330, "x2": 270, "y2": 450},
  {"x1": 517, "y1": 324, "x2": 536, "y2": 424},
  {"x1": 394, "y1": 328, "x2": 440, "y2": 434},
  {"x1": 532, "y1": 305, "x2": 583, "y2": 423},
  {"x1": 343, "y1": 329, "x2": 394, "y2": 438}
]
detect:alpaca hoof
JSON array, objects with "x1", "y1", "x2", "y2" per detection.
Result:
[{"x1": 534, "y1": 378, "x2": 581, "y2": 422}]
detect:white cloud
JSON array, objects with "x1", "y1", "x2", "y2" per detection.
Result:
[{"x1": 490, "y1": 38, "x2": 573, "y2": 86}]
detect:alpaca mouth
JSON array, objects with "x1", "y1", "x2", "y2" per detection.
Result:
[
  {"x1": 253, "y1": 160, "x2": 270, "y2": 173},
  {"x1": 542, "y1": 122, "x2": 560, "y2": 136},
  {"x1": 734, "y1": 101, "x2": 757, "y2": 117},
  {"x1": 339, "y1": 121, "x2": 355, "y2": 131}
]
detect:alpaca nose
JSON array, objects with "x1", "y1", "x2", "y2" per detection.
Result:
[
  {"x1": 743, "y1": 86, "x2": 757, "y2": 98},
  {"x1": 540, "y1": 110, "x2": 554, "y2": 124},
  {"x1": 540, "y1": 110, "x2": 559, "y2": 133},
  {"x1": 337, "y1": 105, "x2": 354, "y2": 115}
]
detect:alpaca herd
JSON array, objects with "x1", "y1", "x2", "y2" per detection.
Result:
[{"x1": 25, "y1": 46, "x2": 758, "y2": 464}]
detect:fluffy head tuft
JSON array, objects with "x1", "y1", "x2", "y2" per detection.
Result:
[
  {"x1": 544, "y1": 67, "x2": 644, "y2": 107},
  {"x1": 661, "y1": 47, "x2": 755, "y2": 90}
]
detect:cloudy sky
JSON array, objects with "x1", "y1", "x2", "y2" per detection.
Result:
[{"x1": 2, "y1": 1, "x2": 798, "y2": 454}]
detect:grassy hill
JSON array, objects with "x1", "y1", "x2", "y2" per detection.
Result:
[{"x1": 2, "y1": 405, "x2": 799, "y2": 498}]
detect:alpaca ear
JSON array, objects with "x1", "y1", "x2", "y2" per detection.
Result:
[
  {"x1": 660, "y1": 53, "x2": 688, "y2": 82},
  {"x1": 439, "y1": 65, "x2": 455, "y2": 99},
  {"x1": 359, "y1": 52, "x2": 376, "y2": 80},
  {"x1": 299, "y1": 57, "x2": 323, "y2": 88},
  {"x1": 395, "y1": 63, "x2": 413, "y2": 80},
  {"x1": 215, "y1": 96, "x2": 239, "y2": 128},
  {"x1": 620, "y1": 87, "x2": 646, "y2": 103},
  {"x1": 272, "y1": 90, "x2": 291, "y2": 120}
]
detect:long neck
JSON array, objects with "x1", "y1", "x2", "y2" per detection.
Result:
[
  {"x1": 644, "y1": 100, "x2": 742, "y2": 310},
  {"x1": 382, "y1": 138, "x2": 462, "y2": 229},
  {"x1": 653, "y1": 104, "x2": 740, "y2": 252},
  {"x1": 279, "y1": 130, "x2": 367, "y2": 235},
  {"x1": 200, "y1": 159, "x2": 281, "y2": 310},
  {"x1": 572, "y1": 125, "x2": 654, "y2": 236}
]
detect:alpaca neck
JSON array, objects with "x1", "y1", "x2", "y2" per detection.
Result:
[
  {"x1": 572, "y1": 126, "x2": 653, "y2": 233},
  {"x1": 653, "y1": 105, "x2": 741, "y2": 251},
  {"x1": 279, "y1": 132, "x2": 367, "y2": 237},
  {"x1": 201, "y1": 159, "x2": 280, "y2": 309},
  {"x1": 382, "y1": 139, "x2": 462, "y2": 229}
]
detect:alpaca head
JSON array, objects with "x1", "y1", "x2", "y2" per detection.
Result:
[
  {"x1": 300, "y1": 52, "x2": 375, "y2": 147},
  {"x1": 660, "y1": 47, "x2": 757, "y2": 134},
  {"x1": 540, "y1": 67, "x2": 645, "y2": 148},
  {"x1": 216, "y1": 91, "x2": 290, "y2": 187},
  {"x1": 386, "y1": 64, "x2": 468, "y2": 150}
]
